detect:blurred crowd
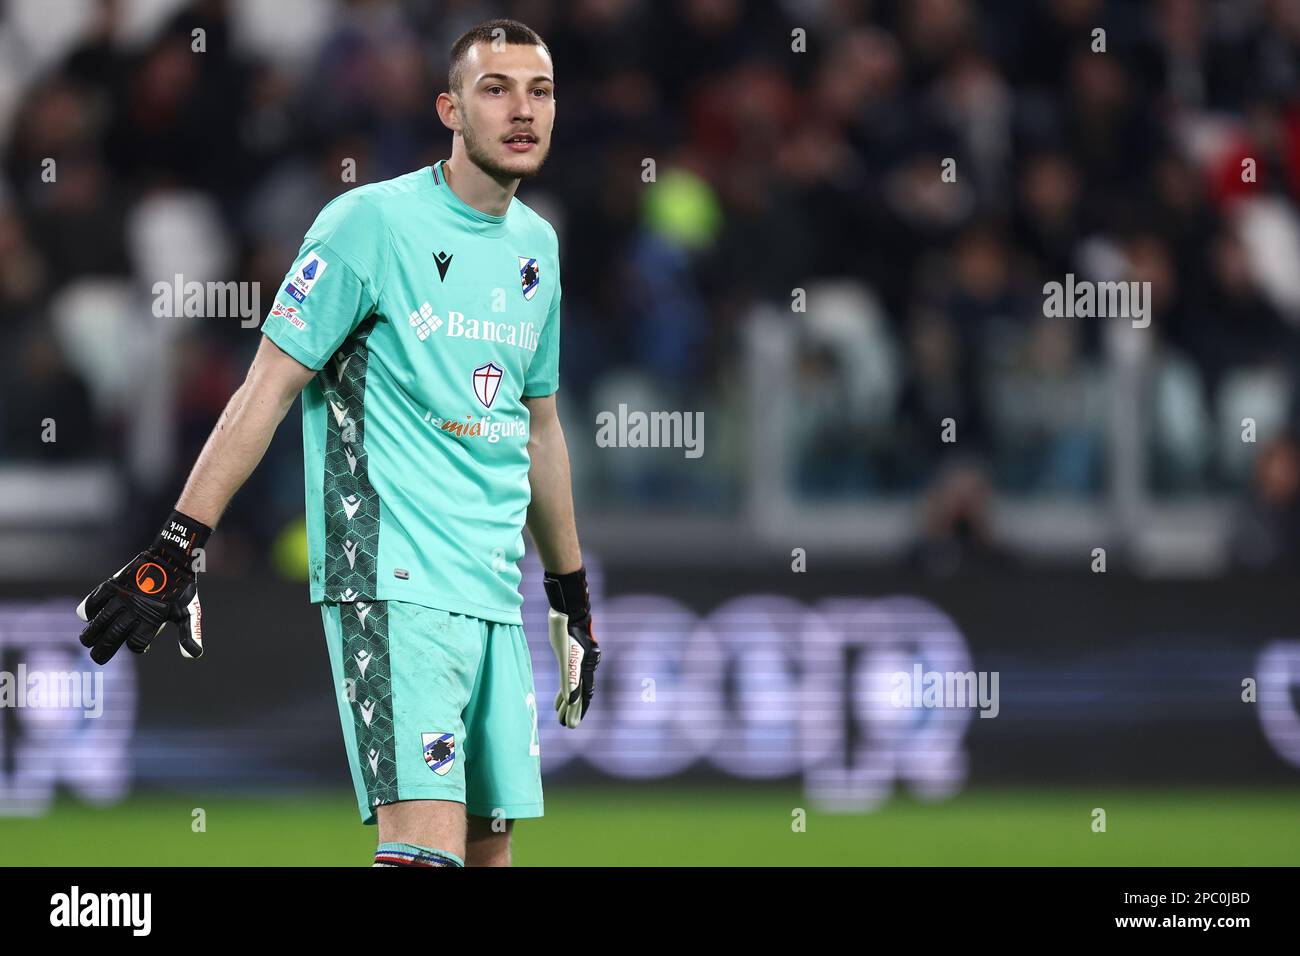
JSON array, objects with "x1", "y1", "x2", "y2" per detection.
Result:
[{"x1": 2, "y1": 0, "x2": 1300, "y2": 566}]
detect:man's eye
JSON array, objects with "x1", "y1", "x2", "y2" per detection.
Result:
[
  {"x1": 487, "y1": 86, "x2": 504, "y2": 95},
  {"x1": 532, "y1": 88, "x2": 551, "y2": 98}
]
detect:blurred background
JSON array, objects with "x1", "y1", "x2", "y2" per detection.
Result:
[{"x1": 0, "y1": 0, "x2": 1298, "y2": 865}]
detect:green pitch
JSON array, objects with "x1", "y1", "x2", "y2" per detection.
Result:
[{"x1": 2, "y1": 785, "x2": 1297, "y2": 866}]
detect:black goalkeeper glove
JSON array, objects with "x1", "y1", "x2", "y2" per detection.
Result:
[
  {"x1": 76, "y1": 510, "x2": 212, "y2": 665},
  {"x1": 543, "y1": 566, "x2": 600, "y2": 728}
]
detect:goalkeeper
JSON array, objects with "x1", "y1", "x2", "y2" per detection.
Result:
[{"x1": 75, "y1": 18, "x2": 598, "y2": 868}]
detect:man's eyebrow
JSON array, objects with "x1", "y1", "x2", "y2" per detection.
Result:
[{"x1": 476, "y1": 73, "x2": 554, "y2": 85}]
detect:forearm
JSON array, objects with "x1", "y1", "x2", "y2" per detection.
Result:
[
  {"x1": 527, "y1": 404, "x2": 600, "y2": 727},
  {"x1": 525, "y1": 416, "x2": 582, "y2": 574},
  {"x1": 175, "y1": 343, "x2": 309, "y2": 528}
]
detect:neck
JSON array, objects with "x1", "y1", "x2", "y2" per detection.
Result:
[{"x1": 443, "y1": 145, "x2": 519, "y2": 217}]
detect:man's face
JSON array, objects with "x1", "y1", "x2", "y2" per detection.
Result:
[{"x1": 455, "y1": 42, "x2": 555, "y2": 181}]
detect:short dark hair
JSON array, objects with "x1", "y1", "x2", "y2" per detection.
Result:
[{"x1": 448, "y1": 18, "x2": 551, "y2": 96}]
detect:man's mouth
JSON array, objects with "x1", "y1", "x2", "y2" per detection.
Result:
[{"x1": 504, "y1": 132, "x2": 537, "y2": 152}]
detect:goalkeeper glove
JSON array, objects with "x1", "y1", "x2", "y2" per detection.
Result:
[
  {"x1": 543, "y1": 566, "x2": 600, "y2": 728},
  {"x1": 76, "y1": 510, "x2": 212, "y2": 665}
]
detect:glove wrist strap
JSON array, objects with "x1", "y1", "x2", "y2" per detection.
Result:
[
  {"x1": 543, "y1": 566, "x2": 590, "y2": 620},
  {"x1": 153, "y1": 510, "x2": 212, "y2": 567}
]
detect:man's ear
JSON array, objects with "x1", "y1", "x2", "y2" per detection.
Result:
[{"x1": 435, "y1": 91, "x2": 461, "y2": 132}]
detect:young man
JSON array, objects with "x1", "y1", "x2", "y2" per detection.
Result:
[{"x1": 74, "y1": 18, "x2": 599, "y2": 868}]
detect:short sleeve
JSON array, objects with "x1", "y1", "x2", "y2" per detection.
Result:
[
  {"x1": 524, "y1": 260, "x2": 560, "y2": 397},
  {"x1": 261, "y1": 191, "x2": 389, "y2": 371}
]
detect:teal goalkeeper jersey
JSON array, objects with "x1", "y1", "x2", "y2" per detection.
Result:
[{"x1": 260, "y1": 161, "x2": 561, "y2": 625}]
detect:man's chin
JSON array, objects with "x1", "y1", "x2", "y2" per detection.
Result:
[
  {"x1": 471, "y1": 146, "x2": 549, "y2": 182},
  {"x1": 510, "y1": 156, "x2": 547, "y2": 180},
  {"x1": 496, "y1": 154, "x2": 548, "y2": 181}
]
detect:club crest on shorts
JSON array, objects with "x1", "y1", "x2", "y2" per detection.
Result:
[
  {"x1": 422, "y1": 732, "x2": 455, "y2": 775},
  {"x1": 473, "y1": 361, "x2": 504, "y2": 408},
  {"x1": 519, "y1": 256, "x2": 540, "y2": 300}
]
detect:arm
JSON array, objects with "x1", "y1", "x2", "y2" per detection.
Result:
[
  {"x1": 82, "y1": 189, "x2": 380, "y2": 665},
  {"x1": 523, "y1": 392, "x2": 582, "y2": 573},
  {"x1": 523, "y1": 393, "x2": 600, "y2": 728},
  {"x1": 76, "y1": 335, "x2": 316, "y2": 664},
  {"x1": 176, "y1": 335, "x2": 317, "y2": 527}
]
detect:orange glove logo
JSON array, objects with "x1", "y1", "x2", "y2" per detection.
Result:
[{"x1": 135, "y1": 562, "x2": 168, "y2": 594}]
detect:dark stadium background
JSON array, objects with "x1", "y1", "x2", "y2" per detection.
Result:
[{"x1": 0, "y1": 0, "x2": 1298, "y2": 865}]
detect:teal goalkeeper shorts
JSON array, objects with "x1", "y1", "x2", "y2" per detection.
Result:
[{"x1": 320, "y1": 600, "x2": 544, "y2": 824}]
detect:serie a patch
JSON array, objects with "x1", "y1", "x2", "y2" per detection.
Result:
[{"x1": 284, "y1": 253, "x2": 329, "y2": 303}]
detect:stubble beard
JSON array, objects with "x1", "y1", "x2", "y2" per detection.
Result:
[{"x1": 460, "y1": 110, "x2": 550, "y2": 183}]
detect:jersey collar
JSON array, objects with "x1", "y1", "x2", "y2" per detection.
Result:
[{"x1": 430, "y1": 160, "x2": 510, "y2": 231}]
